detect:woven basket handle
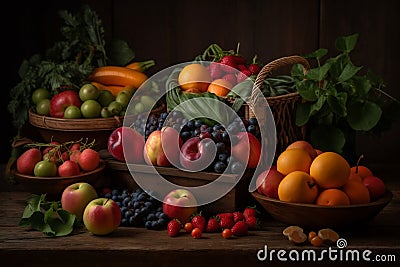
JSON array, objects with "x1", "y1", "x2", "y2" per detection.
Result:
[{"x1": 250, "y1": 55, "x2": 310, "y2": 102}]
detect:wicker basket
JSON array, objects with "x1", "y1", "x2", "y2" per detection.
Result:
[{"x1": 239, "y1": 55, "x2": 310, "y2": 156}]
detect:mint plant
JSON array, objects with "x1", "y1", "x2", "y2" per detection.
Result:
[{"x1": 292, "y1": 33, "x2": 399, "y2": 154}]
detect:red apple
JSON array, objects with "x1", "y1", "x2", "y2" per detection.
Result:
[
  {"x1": 362, "y1": 175, "x2": 386, "y2": 200},
  {"x1": 58, "y1": 160, "x2": 81, "y2": 177},
  {"x1": 61, "y1": 182, "x2": 98, "y2": 221},
  {"x1": 108, "y1": 126, "x2": 145, "y2": 163},
  {"x1": 162, "y1": 189, "x2": 198, "y2": 224},
  {"x1": 256, "y1": 166, "x2": 285, "y2": 199},
  {"x1": 78, "y1": 148, "x2": 100, "y2": 172},
  {"x1": 50, "y1": 90, "x2": 82, "y2": 118},
  {"x1": 16, "y1": 148, "x2": 42, "y2": 175},
  {"x1": 83, "y1": 198, "x2": 121, "y2": 235},
  {"x1": 180, "y1": 137, "x2": 216, "y2": 171},
  {"x1": 144, "y1": 127, "x2": 182, "y2": 167},
  {"x1": 231, "y1": 132, "x2": 262, "y2": 169}
]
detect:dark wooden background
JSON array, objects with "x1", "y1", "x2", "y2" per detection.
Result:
[{"x1": 2, "y1": 0, "x2": 399, "y2": 168}]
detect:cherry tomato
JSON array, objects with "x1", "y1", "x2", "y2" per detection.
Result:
[
  {"x1": 222, "y1": 229, "x2": 232, "y2": 239},
  {"x1": 184, "y1": 222, "x2": 194, "y2": 233},
  {"x1": 191, "y1": 227, "x2": 202, "y2": 239}
]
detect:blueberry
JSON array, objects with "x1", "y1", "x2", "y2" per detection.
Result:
[
  {"x1": 144, "y1": 201, "x2": 153, "y2": 208},
  {"x1": 248, "y1": 117, "x2": 258, "y2": 126},
  {"x1": 214, "y1": 161, "x2": 227, "y2": 173},
  {"x1": 247, "y1": 124, "x2": 256, "y2": 134},
  {"x1": 216, "y1": 142, "x2": 226, "y2": 153},
  {"x1": 186, "y1": 120, "x2": 194, "y2": 129},
  {"x1": 147, "y1": 213, "x2": 156, "y2": 221},
  {"x1": 145, "y1": 220, "x2": 153, "y2": 229},
  {"x1": 125, "y1": 210, "x2": 134, "y2": 219},
  {"x1": 230, "y1": 161, "x2": 245, "y2": 174},
  {"x1": 194, "y1": 120, "x2": 203, "y2": 129},
  {"x1": 218, "y1": 153, "x2": 228, "y2": 163}
]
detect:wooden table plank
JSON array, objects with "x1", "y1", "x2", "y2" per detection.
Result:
[{"x1": 1, "y1": 191, "x2": 399, "y2": 266}]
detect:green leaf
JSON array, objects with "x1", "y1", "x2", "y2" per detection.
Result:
[
  {"x1": 327, "y1": 92, "x2": 348, "y2": 117},
  {"x1": 305, "y1": 62, "x2": 331, "y2": 81},
  {"x1": 347, "y1": 101, "x2": 382, "y2": 131},
  {"x1": 310, "y1": 95, "x2": 327, "y2": 115},
  {"x1": 295, "y1": 102, "x2": 311, "y2": 126},
  {"x1": 303, "y1": 48, "x2": 328, "y2": 60},
  {"x1": 338, "y1": 62, "x2": 362, "y2": 82},
  {"x1": 351, "y1": 76, "x2": 371, "y2": 97},
  {"x1": 310, "y1": 125, "x2": 346, "y2": 153},
  {"x1": 296, "y1": 80, "x2": 318, "y2": 101},
  {"x1": 335, "y1": 33, "x2": 359, "y2": 53},
  {"x1": 291, "y1": 63, "x2": 306, "y2": 79},
  {"x1": 106, "y1": 39, "x2": 135, "y2": 66}
]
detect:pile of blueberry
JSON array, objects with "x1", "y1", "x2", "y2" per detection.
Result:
[{"x1": 103, "y1": 188, "x2": 169, "y2": 230}]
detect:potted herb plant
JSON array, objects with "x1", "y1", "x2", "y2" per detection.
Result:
[{"x1": 292, "y1": 34, "x2": 400, "y2": 163}]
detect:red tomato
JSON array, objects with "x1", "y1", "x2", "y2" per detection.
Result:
[
  {"x1": 222, "y1": 229, "x2": 233, "y2": 239},
  {"x1": 191, "y1": 227, "x2": 202, "y2": 239}
]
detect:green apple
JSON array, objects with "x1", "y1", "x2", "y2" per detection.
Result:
[
  {"x1": 61, "y1": 182, "x2": 98, "y2": 221},
  {"x1": 83, "y1": 198, "x2": 121, "y2": 235}
]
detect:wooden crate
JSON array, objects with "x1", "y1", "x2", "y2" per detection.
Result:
[{"x1": 104, "y1": 159, "x2": 255, "y2": 214}]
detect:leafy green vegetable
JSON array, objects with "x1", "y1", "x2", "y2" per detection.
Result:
[
  {"x1": 293, "y1": 33, "x2": 400, "y2": 153},
  {"x1": 8, "y1": 4, "x2": 135, "y2": 130},
  {"x1": 19, "y1": 194, "x2": 78, "y2": 237}
]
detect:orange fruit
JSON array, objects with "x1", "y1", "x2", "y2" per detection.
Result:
[
  {"x1": 350, "y1": 165, "x2": 373, "y2": 178},
  {"x1": 277, "y1": 148, "x2": 312, "y2": 175},
  {"x1": 341, "y1": 179, "x2": 370, "y2": 204},
  {"x1": 178, "y1": 63, "x2": 212, "y2": 92},
  {"x1": 277, "y1": 171, "x2": 318, "y2": 204},
  {"x1": 309, "y1": 152, "x2": 350, "y2": 189},
  {"x1": 315, "y1": 188, "x2": 350, "y2": 206},
  {"x1": 348, "y1": 172, "x2": 363, "y2": 183},
  {"x1": 286, "y1": 140, "x2": 317, "y2": 159},
  {"x1": 207, "y1": 78, "x2": 233, "y2": 97}
]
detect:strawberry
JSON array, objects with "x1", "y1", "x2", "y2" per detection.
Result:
[
  {"x1": 243, "y1": 206, "x2": 258, "y2": 219},
  {"x1": 191, "y1": 213, "x2": 206, "y2": 232},
  {"x1": 248, "y1": 63, "x2": 262, "y2": 75},
  {"x1": 222, "y1": 73, "x2": 237, "y2": 87},
  {"x1": 236, "y1": 69, "x2": 252, "y2": 83},
  {"x1": 245, "y1": 215, "x2": 260, "y2": 230},
  {"x1": 233, "y1": 211, "x2": 245, "y2": 223},
  {"x1": 217, "y1": 213, "x2": 234, "y2": 229},
  {"x1": 232, "y1": 55, "x2": 247, "y2": 65},
  {"x1": 237, "y1": 64, "x2": 248, "y2": 71},
  {"x1": 231, "y1": 221, "x2": 248, "y2": 236},
  {"x1": 167, "y1": 219, "x2": 181, "y2": 237},
  {"x1": 220, "y1": 55, "x2": 238, "y2": 73},
  {"x1": 205, "y1": 217, "x2": 220, "y2": 233},
  {"x1": 208, "y1": 62, "x2": 223, "y2": 80}
]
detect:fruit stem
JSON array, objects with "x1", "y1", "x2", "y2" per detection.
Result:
[{"x1": 355, "y1": 154, "x2": 365, "y2": 174}]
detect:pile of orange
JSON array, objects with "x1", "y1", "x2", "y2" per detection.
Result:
[
  {"x1": 274, "y1": 140, "x2": 376, "y2": 206},
  {"x1": 177, "y1": 63, "x2": 234, "y2": 97}
]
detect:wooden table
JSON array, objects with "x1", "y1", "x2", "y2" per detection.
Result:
[{"x1": 0, "y1": 188, "x2": 399, "y2": 267}]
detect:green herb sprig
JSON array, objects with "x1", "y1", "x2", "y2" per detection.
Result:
[
  {"x1": 19, "y1": 194, "x2": 78, "y2": 237},
  {"x1": 292, "y1": 33, "x2": 400, "y2": 154}
]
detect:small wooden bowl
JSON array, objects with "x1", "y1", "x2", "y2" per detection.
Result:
[
  {"x1": 12, "y1": 160, "x2": 106, "y2": 200},
  {"x1": 251, "y1": 191, "x2": 393, "y2": 229},
  {"x1": 28, "y1": 110, "x2": 123, "y2": 150}
]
